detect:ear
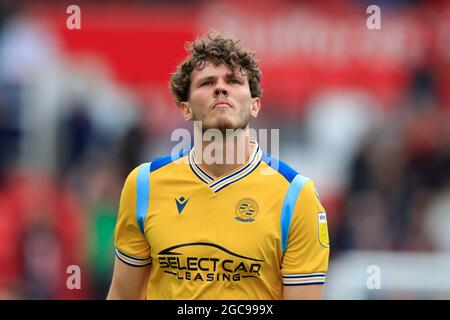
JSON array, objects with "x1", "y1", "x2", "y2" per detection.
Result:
[
  {"x1": 250, "y1": 97, "x2": 261, "y2": 118},
  {"x1": 179, "y1": 101, "x2": 193, "y2": 121}
]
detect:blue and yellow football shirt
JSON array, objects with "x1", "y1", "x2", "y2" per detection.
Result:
[{"x1": 114, "y1": 141, "x2": 330, "y2": 299}]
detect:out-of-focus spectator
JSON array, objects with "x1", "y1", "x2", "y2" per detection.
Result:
[
  {"x1": 22, "y1": 220, "x2": 63, "y2": 299},
  {"x1": 0, "y1": 171, "x2": 90, "y2": 299},
  {"x1": 59, "y1": 101, "x2": 93, "y2": 175},
  {"x1": 334, "y1": 69, "x2": 450, "y2": 252},
  {"x1": 84, "y1": 162, "x2": 122, "y2": 299},
  {"x1": 424, "y1": 182, "x2": 450, "y2": 252}
]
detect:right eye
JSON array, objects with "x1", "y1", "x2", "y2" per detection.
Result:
[{"x1": 200, "y1": 81, "x2": 212, "y2": 86}]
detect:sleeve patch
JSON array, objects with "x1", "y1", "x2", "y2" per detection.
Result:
[{"x1": 318, "y1": 212, "x2": 330, "y2": 248}]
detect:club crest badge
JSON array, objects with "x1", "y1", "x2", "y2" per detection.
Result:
[
  {"x1": 235, "y1": 198, "x2": 259, "y2": 223},
  {"x1": 317, "y1": 212, "x2": 330, "y2": 248}
]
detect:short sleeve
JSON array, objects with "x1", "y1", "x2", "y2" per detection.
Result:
[
  {"x1": 281, "y1": 179, "x2": 330, "y2": 285},
  {"x1": 114, "y1": 164, "x2": 152, "y2": 267}
]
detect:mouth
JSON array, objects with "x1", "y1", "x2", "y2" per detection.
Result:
[{"x1": 213, "y1": 100, "x2": 233, "y2": 109}]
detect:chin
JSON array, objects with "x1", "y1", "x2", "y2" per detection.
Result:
[
  {"x1": 216, "y1": 118, "x2": 236, "y2": 131},
  {"x1": 200, "y1": 115, "x2": 249, "y2": 132},
  {"x1": 201, "y1": 116, "x2": 234, "y2": 131}
]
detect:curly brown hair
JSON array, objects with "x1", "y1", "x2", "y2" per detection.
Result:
[{"x1": 170, "y1": 30, "x2": 262, "y2": 107}]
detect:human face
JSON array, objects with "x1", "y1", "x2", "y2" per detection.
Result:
[{"x1": 180, "y1": 62, "x2": 260, "y2": 132}]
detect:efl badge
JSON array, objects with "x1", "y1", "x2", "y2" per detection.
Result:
[
  {"x1": 317, "y1": 212, "x2": 330, "y2": 248},
  {"x1": 235, "y1": 198, "x2": 259, "y2": 222}
]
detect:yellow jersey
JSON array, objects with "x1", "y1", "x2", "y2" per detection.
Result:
[{"x1": 114, "y1": 141, "x2": 330, "y2": 299}]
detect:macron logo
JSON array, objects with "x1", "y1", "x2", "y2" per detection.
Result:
[{"x1": 175, "y1": 197, "x2": 189, "y2": 214}]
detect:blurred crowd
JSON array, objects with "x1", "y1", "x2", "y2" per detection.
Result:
[
  {"x1": 1, "y1": 1, "x2": 450, "y2": 299},
  {"x1": 334, "y1": 68, "x2": 450, "y2": 253},
  {"x1": 0, "y1": 2, "x2": 159, "y2": 299}
]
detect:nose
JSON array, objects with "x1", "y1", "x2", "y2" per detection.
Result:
[{"x1": 214, "y1": 84, "x2": 228, "y2": 97}]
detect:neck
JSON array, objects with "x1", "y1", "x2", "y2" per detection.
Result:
[{"x1": 193, "y1": 126, "x2": 255, "y2": 178}]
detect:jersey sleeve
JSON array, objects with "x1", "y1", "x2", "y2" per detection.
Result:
[
  {"x1": 281, "y1": 179, "x2": 330, "y2": 285},
  {"x1": 114, "y1": 164, "x2": 152, "y2": 267}
]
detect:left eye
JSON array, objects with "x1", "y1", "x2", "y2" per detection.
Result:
[{"x1": 228, "y1": 79, "x2": 241, "y2": 84}]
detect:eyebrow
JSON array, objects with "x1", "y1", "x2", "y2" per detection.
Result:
[
  {"x1": 195, "y1": 75, "x2": 214, "y2": 84},
  {"x1": 195, "y1": 72, "x2": 246, "y2": 85}
]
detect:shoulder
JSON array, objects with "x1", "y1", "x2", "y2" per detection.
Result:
[
  {"x1": 260, "y1": 152, "x2": 311, "y2": 184},
  {"x1": 125, "y1": 149, "x2": 190, "y2": 177},
  {"x1": 125, "y1": 148, "x2": 191, "y2": 180},
  {"x1": 149, "y1": 151, "x2": 188, "y2": 173},
  {"x1": 149, "y1": 148, "x2": 191, "y2": 177}
]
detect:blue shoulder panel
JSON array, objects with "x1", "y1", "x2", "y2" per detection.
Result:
[
  {"x1": 136, "y1": 162, "x2": 151, "y2": 234},
  {"x1": 136, "y1": 148, "x2": 190, "y2": 234},
  {"x1": 261, "y1": 152, "x2": 298, "y2": 183},
  {"x1": 280, "y1": 174, "x2": 310, "y2": 253},
  {"x1": 261, "y1": 152, "x2": 311, "y2": 253},
  {"x1": 150, "y1": 147, "x2": 190, "y2": 172}
]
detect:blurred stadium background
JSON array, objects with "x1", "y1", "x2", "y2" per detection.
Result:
[{"x1": 0, "y1": 0, "x2": 449, "y2": 299}]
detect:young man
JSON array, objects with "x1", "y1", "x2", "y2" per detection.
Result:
[{"x1": 107, "y1": 31, "x2": 329, "y2": 300}]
